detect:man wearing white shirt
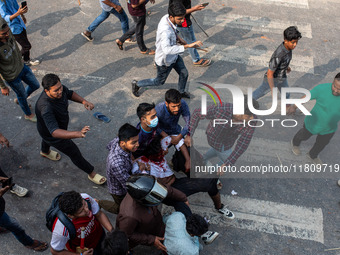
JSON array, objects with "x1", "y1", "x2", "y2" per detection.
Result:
[{"x1": 132, "y1": 2, "x2": 203, "y2": 98}]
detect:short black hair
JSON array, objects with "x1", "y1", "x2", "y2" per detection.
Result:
[
  {"x1": 283, "y1": 26, "x2": 302, "y2": 41},
  {"x1": 42, "y1": 73, "x2": 60, "y2": 90},
  {"x1": 137, "y1": 103, "x2": 156, "y2": 120},
  {"x1": 245, "y1": 95, "x2": 259, "y2": 116},
  {"x1": 58, "y1": 191, "x2": 83, "y2": 216},
  {"x1": 334, "y1": 72, "x2": 340, "y2": 80},
  {"x1": 145, "y1": 136, "x2": 163, "y2": 158},
  {"x1": 102, "y1": 230, "x2": 129, "y2": 255},
  {"x1": 118, "y1": 123, "x2": 140, "y2": 142},
  {"x1": 165, "y1": 89, "x2": 182, "y2": 104},
  {"x1": 168, "y1": 2, "x2": 186, "y2": 17},
  {"x1": 186, "y1": 214, "x2": 209, "y2": 236}
]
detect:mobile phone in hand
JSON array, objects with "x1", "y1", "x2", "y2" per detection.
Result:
[
  {"x1": 2, "y1": 177, "x2": 12, "y2": 188},
  {"x1": 21, "y1": 1, "x2": 27, "y2": 8},
  {"x1": 201, "y1": 2, "x2": 209, "y2": 6}
]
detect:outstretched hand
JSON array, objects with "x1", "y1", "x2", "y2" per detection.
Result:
[
  {"x1": 83, "y1": 100, "x2": 94, "y2": 110},
  {"x1": 80, "y1": 126, "x2": 90, "y2": 138}
]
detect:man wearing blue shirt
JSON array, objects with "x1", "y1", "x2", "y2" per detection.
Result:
[
  {"x1": 156, "y1": 89, "x2": 191, "y2": 172},
  {"x1": 0, "y1": 0, "x2": 40, "y2": 65}
]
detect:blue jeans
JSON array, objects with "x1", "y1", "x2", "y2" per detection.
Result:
[
  {"x1": 137, "y1": 56, "x2": 188, "y2": 93},
  {"x1": 177, "y1": 26, "x2": 200, "y2": 63},
  {"x1": 0, "y1": 212, "x2": 34, "y2": 246},
  {"x1": 252, "y1": 77, "x2": 290, "y2": 100},
  {"x1": 7, "y1": 65, "x2": 40, "y2": 116},
  {"x1": 203, "y1": 146, "x2": 232, "y2": 165},
  {"x1": 87, "y1": 8, "x2": 129, "y2": 34}
]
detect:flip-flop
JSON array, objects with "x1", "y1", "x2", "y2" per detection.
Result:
[
  {"x1": 88, "y1": 173, "x2": 107, "y2": 185},
  {"x1": 116, "y1": 39, "x2": 123, "y2": 50},
  {"x1": 40, "y1": 150, "x2": 61, "y2": 161},
  {"x1": 93, "y1": 112, "x2": 111, "y2": 123},
  {"x1": 25, "y1": 240, "x2": 48, "y2": 252}
]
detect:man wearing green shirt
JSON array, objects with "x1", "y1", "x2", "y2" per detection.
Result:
[
  {"x1": 290, "y1": 73, "x2": 340, "y2": 164},
  {"x1": 0, "y1": 17, "x2": 39, "y2": 122}
]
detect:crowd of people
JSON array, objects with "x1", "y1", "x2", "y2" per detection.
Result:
[{"x1": 0, "y1": 0, "x2": 340, "y2": 254}]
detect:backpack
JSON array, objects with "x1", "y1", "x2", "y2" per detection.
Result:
[{"x1": 46, "y1": 192, "x2": 91, "y2": 240}]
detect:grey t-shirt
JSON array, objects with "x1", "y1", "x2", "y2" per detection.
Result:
[
  {"x1": 265, "y1": 42, "x2": 292, "y2": 79},
  {"x1": 99, "y1": 0, "x2": 121, "y2": 12}
]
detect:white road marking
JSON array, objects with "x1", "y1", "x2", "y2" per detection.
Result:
[
  {"x1": 203, "y1": 13, "x2": 312, "y2": 38},
  {"x1": 231, "y1": 0, "x2": 309, "y2": 9},
  {"x1": 32, "y1": 69, "x2": 107, "y2": 83},
  {"x1": 192, "y1": 129, "x2": 311, "y2": 166},
  {"x1": 163, "y1": 194, "x2": 324, "y2": 243}
]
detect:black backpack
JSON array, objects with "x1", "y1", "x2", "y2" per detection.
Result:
[{"x1": 46, "y1": 192, "x2": 91, "y2": 239}]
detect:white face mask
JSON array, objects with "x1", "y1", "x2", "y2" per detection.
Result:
[{"x1": 147, "y1": 117, "x2": 158, "y2": 128}]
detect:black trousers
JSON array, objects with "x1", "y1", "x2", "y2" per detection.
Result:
[
  {"x1": 172, "y1": 177, "x2": 219, "y2": 198},
  {"x1": 41, "y1": 139, "x2": 94, "y2": 174},
  {"x1": 292, "y1": 125, "x2": 335, "y2": 159},
  {"x1": 0, "y1": 166, "x2": 8, "y2": 178},
  {"x1": 119, "y1": 15, "x2": 147, "y2": 52},
  {"x1": 13, "y1": 29, "x2": 32, "y2": 61}
]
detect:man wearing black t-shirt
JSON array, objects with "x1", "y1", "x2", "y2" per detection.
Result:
[
  {"x1": 169, "y1": 0, "x2": 211, "y2": 67},
  {"x1": 252, "y1": 26, "x2": 302, "y2": 100},
  {"x1": 35, "y1": 73, "x2": 106, "y2": 185}
]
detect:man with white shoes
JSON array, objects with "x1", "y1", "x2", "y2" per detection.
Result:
[
  {"x1": 0, "y1": 18, "x2": 39, "y2": 122},
  {"x1": 289, "y1": 72, "x2": 340, "y2": 165},
  {"x1": 0, "y1": 132, "x2": 28, "y2": 197}
]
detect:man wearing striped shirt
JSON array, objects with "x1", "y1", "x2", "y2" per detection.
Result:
[{"x1": 189, "y1": 96, "x2": 259, "y2": 168}]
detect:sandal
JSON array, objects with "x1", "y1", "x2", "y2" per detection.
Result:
[
  {"x1": 14, "y1": 98, "x2": 31, "y2": 107},
  {"x1": 25, "y1": 240, "x2": 48, "y2": 252},
  {"x1": 193, "y1": 58, "x2": 211, "y2": 67},
  {"x1": 140, "y1": 49, "x2": 155, "y2": 55},
  {"x1": 88, "y1": 173, "x2": 107, "y2": 185},
  {"x1": 40, "y1": 150, "x2": 61, "y2": 161},
  {"x1": 116, "y1": 39, "x2": 123, "y2": 50}
]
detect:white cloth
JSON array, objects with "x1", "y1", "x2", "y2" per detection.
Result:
[
  {"x1": 162, "y1": 135, "x2": 184, "y2": 151},
  {"x1": 155, "y1": 15, "x2": 185, "y2": 67},
  {"x1": 132, "y1": 156, "x2": 174, "y2": 179},
  {"x1": 99, "y1": 0, "x2": 121, "y2": 12},
  {"x1": 50, "y1": 194, "x2": 100, "y2": 251}
]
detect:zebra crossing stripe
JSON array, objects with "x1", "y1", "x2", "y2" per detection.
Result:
[
  {"x1": 203, "y1": 13, "x2": 312, "y2": 38},
  {"x1": 182, "y1": 194, "x2": 324, "y2": 243},
  {"x1": 226, "y1": 0, "x2": 309, "y2": 9}
]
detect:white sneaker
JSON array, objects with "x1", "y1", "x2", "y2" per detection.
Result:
[
  {"x1": 10, "y1": 184, "x2": 28, "y2": 197},
  {"x1": 201, "y1": 231, "x2": 219, "y2": 244},
  {"x1": 306, "y1": 152, "x2": 323, "y2": 165},
  {"x1": 291, "y1": 140, "x2": 301, "y2": 155},
  {"x1": 217, "y1": 179, "x2": 223, "y2": 190},
  {"x1": 216, "y1": 204, "x2": 235, "y2": 219},
  {"x1": 24, "y1": 59, "x2": 40, "y2": 66}
]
